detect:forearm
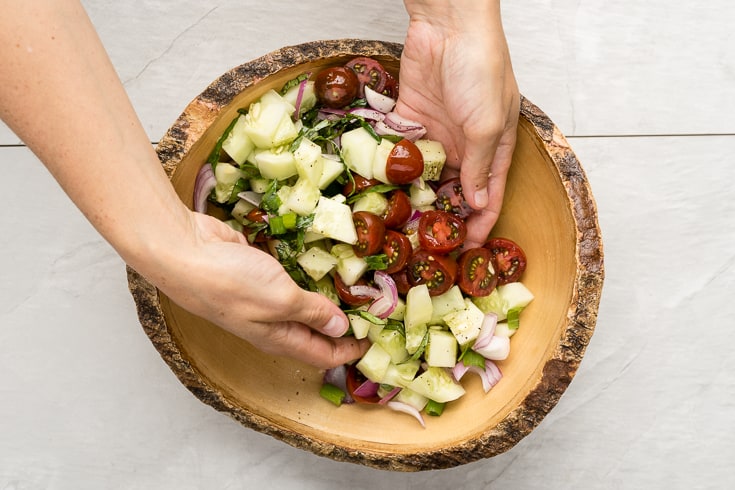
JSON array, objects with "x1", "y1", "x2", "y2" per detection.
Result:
[{"x1": 0, "y1": 1, "x2": 191, "y2": 281}]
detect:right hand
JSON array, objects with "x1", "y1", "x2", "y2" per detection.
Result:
[{"x1": 398, "y1": 0, "x2": 520, "y2": 248}]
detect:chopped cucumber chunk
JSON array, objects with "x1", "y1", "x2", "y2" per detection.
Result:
[
  {"x1": 409, "y1": 179, "x2": 437, "y2": 207},
  {"x1": 243, "y1": 89, "x2": 298, "y2": 149},
  {"x1": 395, "y1": 387, "x2": 429, "y2": 412},
  {"x1": 310, "y1": 196, "x2": 358, "y2": 245},
  {"x1": 348, "y1": 313, "x2": 373, "y2": 340},
  {"x1": 285, "y1": 177, "x2": 320, "y2": 216},
  {"x1": 341, "y1": 126, "x2": 378, "y2": 179},
  {"x1": 371, "y1": 138, "x2": 395, "y2": 184},
  {"x1": 282, "y1": 80, "x2": 317, "y2": 115},
  {"x1": 351, "y1": 191, "x2": 388, "y2": 216},
  {"x1": 293, "y1": 137, "x2": 324, "y2": 186},
  {"x1": 375, "y1": 328, "x2": 409, "y2": 364},
  {"x1": 404, "y1": 285, "x2": 432, "y2": 354},
  {"x1": 213, "y1": 163, "x2": 246, "y2": 204},
  {"x1": 356, "y1": 343, "x2": 392, "y2": 383},
  {"x1": 221, "y1": 114, "x2": 256, "y2": 164},
  {"x1": 253, "y1": 148, "x2": 297, "y2": 181},
  {"x1": 415, "y1": 139, "x2": 446, "y2": 181},
  {"x1": 382, "y1": 360, "x2": 421, "y2": 388},
  {"x1": 425, "y1": 328, "x2": 458, "y2": 368},
  {"x1": 319, "y1": 155, "x2": 345, "y2": 190},
  {"x1": 408, "y1": 366, "x2": 466, "y2": 403},
  {"x1": 443, "y1": 298, "x2": 485, "y2": 346},
  {"x1": 430, "y1": 285, "x2": 466, "y2": 325},
  {"x1": 297, "y1": 247, "x2": 337, "y2": 281}
]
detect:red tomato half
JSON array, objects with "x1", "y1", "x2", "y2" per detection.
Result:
[
  {"x1": 244, "y1": 208, "x2": 268, "y2": 243},
  {"x1": 382, "y1": 230, "x2": 412, "y2": 274},
  {"x1": 417, "y1": 210, "x2": 467, "y2": 254},
  {"x1": 314, "y1": 66, "x2": 360, "y2": 108},
  {"x1": 391, "y1": 269, "x2": 412, "y2": 296},
  {"x1": 345, "y1": 56, "x2": 389, "y2": 97},
  {"x1": 342, "y1": 174, "x2": 380, "y2": 196},
  {"x1": 406, "y1": 250, "x2": 458, "y2": 296},
  {"x1": 457, "y1": 247, "x2": 499, "y2": 297},
  {"x1": 381, "y1": 71, "x2": 399, "y2": 99},
  {"x1": 334, "y1": 274, "x2": 373, "y2": 307},
  {"x1": 435, "y1": 178, "x2": 473, "y2": 219},
  {"x1": 382, "y1": 190, "x2": 412, "y2": 229},
  {"x1": 352, "y1": 211, "x2": 385, "y2": 257},
  {"x1": 346, "y1": 364, "x2": 380, "y2": 404},
  {"x1": 484, "y1": 237, "x2": 528, "y2": 285},
  {"x1": 385, "y1": 139, "x2": 424, "y2": 184}
]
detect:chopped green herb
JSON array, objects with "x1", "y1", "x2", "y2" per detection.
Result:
[
  {"x1": 507, "y1": 307, "x2": 522, "y2": 331},
  {"x1": 280, "y1": 73, "x2": 310, "y2": 95}
]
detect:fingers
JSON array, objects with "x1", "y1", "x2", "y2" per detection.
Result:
[{"x1": 256, "y1": 323, "x2": 370, "y2": 369}]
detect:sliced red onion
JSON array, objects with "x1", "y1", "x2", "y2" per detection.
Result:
[
  {"x1": 319, "y1": 107, "x2": 347, "y2": 117},
  {"x1": 384, "y1": 111, "x2": 424, "y2": 131},
  {"x1": 349, "y1": 107, "x2": 386, "y2": 122},
  {"x1": 349, "y1": 284, "x2": 381, "y2": 299},
  {"x1": 323, "y1": 365, "x2": 354, "y2": 404},
  {"x1": 367, "y1": 271, "x2": 398, "y2": 319},
  {"x1": 193, "y1": 163, "x2": 216, "y2": 213},
  {"x1": 352, "y1": 379, "x2": 379, "y2": 398},
  {"x1": 374, "y1": 120, "x2": 426, "y2": 142},
  {"x1": 473, "y1": 313, "x2": 499, "y2": 351},
  {"x1": 474, "y1": 335, "x2": 510, "y2": 361},
  {"x1": 403, "y1": 209, "x2": 423, "y2": 235},
  {"x1": 386, "y1": 401, "x2": 426, "y2": 428},
  {"x1": 455, "y1": 359, "x2": 503, "y2": 393},
  {"x1": 452, "y1": 361, "x2": 470, "y2": 382},
  {"x1": 364, "y1": 85, "x2": 396, "y2": 113},
  {"x1": 378, "y1": 386, "x2": 402, "y2": 405},
  {"x1": 293, "y1": 74, "x2": 310, "y2": 119},
  {"x1": 237, "y1": 190, "x2": 263, "y2": 207}
]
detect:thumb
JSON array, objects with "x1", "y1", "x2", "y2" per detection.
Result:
[
  {"x1": 459, "y1": 134, "x2": 499, "y2": 211},
  {"x1": 287, "y1": 289, "x2": 350, "y2": 338}
]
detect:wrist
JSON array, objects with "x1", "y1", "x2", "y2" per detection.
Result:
[{"x1": 404, "y1": 0, "x2": 502, "y2": 30}]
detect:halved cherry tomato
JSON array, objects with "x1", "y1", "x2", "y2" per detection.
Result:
[
  {"x1": 382, "y1": 230, "x2": 412, "y2": 274},
  {"x1": 352, "y1": 211, "x2": 385, "y2": 257},
  {"x1": 385, "y1": 139, "x2": 424, "y2": 184},
  {"x1": 346, "y1": 364, "x2": 380, "y2": 404},
  {"x1": 314, "y1": 66, "x2": 359, "y2": 108},
  {"x1": 391, "y1": 269, "x2": 412, "y2": 296},
  {"x1": 345, "y1": 56, "x2": 389, "y2": 97},
  {"x1": 382, "y1": 190, "x2": 412, "y2": 229},
  {"x1": 406, "y1": 250, "x2": 458, "y2": 296},
  {"x1": 381, "y1": 71, "x2": 399, "y2": 99},
  {"x1": 484, "y1": 237, "x2": 528, "y2": 285},
  {"x1": 417, "y1": 210, "x2": 467, "y2": 254},
  {"x1": 244, "y1": 208, "x2": 268, "y2": 243},
  {"x1": 343, "y1": 174, "x2": 380, "y2": 196},
  {"x1": 435, "y1": 177, "x2": 473, "y2": 219},
  {"x1": 457, "y1": 247, "x2": 499, "y2": 297},
  {"x1": 334, "y1": 274, "x2": 373, "y2": 307}
]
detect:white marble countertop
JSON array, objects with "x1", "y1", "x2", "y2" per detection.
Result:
[{"x1": 2, "y1": 1, "x2": 734, "y2": 488}]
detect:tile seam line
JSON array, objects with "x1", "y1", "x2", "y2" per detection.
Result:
[{"x1": 1, "y1": 133, "x2": 735, "y2": 149}]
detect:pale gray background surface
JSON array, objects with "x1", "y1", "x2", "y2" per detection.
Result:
[{"x1": 2, "y1": 1, "x2": 734, "y2": 488}]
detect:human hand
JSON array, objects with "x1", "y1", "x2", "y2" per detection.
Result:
[
  {"x1": 398, "y1": 0, "x2": 520, "y2": 248},
  {"x1": 153, "y1": 212, "x2": 369, "y2": 369}
]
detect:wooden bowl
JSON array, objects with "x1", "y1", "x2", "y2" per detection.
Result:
[{"x1": 127, "y1": 39, "x2": 604, "y2": 471}]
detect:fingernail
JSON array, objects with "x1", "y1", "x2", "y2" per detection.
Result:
[
  {"x1": 324, "y1": 315, "x2": 347, "y2": 337},
  {"x1": 474, "y1": 189, "x2": 488, "y2": 208}
]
